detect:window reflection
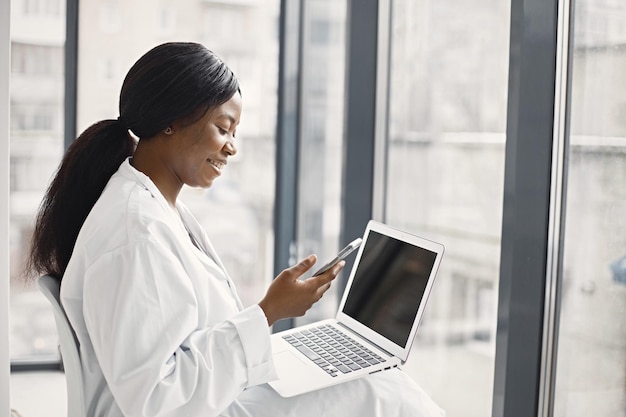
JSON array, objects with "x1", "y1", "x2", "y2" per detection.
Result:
[{"x1": 385, "y1": 1, "x2": 510, "y2": 416}]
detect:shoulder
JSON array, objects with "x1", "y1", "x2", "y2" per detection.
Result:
[{"x1": 78, "y1": 167, "x2": 179, "y2": 259}]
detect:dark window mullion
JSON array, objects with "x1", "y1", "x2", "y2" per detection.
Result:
[
  {"x1": 340, "y1": 0, "x2": 380, "y2": 290},
  {"x1": 64, "y1": 0, "x2": 78, "y2": 151},
  {"x1": 272, "y1": 0, "x2": 304, "y2": 332},
  {"x1": 493, "y1": 0, "x2": 561, "y2": 415}
]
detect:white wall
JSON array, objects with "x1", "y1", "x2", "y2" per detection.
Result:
[{"x1": 1, "y1": 0, "x2": 10, "y2": 413}]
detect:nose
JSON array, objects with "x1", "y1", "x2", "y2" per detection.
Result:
[{"x1": 224, "y1": 139, "x2": 237, "y2": 156}]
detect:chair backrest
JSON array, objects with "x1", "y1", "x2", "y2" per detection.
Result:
[{"x1": 38, "y1": 275, "x2": 86, "y2": 417}]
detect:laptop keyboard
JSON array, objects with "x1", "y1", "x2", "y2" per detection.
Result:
[{"x1": 282, "y1": 323, "x2": 387, "y2": 377}]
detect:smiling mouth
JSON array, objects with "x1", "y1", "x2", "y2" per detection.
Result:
[{"x1": 208, "y1": 159, "x2": 226, "y2": 171}]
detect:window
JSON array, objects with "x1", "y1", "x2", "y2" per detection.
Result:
[
  {"x1": 21, "y1": 0, "x2": 61, "y2": 16},
  {"x1": 98, "y1": 2, "x2": 121, "y2": 34},
  {"x1": 295, "y1": 0, "x2": 347, "y2": 325},
  {"x1": 9, "y1": 1, "x2": 66, "y2": 367},
  {"x1": 552, "y1": 1, "x2": 626, "y2": 415},
  {"x1": 11, "y1": 43, "x2": 63, "y2": 76},
  {"x1": 203, "y1": 7, "x2": 246, "y2": 45},
  {"x1": 310, "y1": 19, "x2": 331, "y2": 44},
  {"x1": 384, "y1": 0, "x2": 510, "y2": 415},
  {"x1": 153, "y1": 5, "x2": 176, "y2": 37},
  {"x1": 97, "y1": 57, "x2": 119, "y2": 83}
]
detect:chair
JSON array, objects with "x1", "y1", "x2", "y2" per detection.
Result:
[{"x1": 38, "y1": 275, "x2": 86, "y2": 417}]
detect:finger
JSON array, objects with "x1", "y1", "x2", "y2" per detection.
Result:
[
  {"x1": 313, "y1": 282, "x2": 332, "y2": 303},
  {"x1": 308, "y1": 260, "x2": 344, "y2": 287},
  {"x1": 317, "y1": 282, "x2": 331, "y2": 296},
  {"x1": 288, "y1": 255, "x2": 317, "y2": 276},
  {"x1": 331, "y1": 260, "x2": 345, "y2": 275},
  {"x1": 306, "y1": 272, "x2": 332, "y2": 287},
  {"x1": 324, "y1": 260, "x2": 345, "y2": 279}
]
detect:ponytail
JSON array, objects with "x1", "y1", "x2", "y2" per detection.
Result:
[{"x1": 26, "y1": 120, "x2": 136, "y2": 279}]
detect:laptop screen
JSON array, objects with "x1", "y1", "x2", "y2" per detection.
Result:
[{"x1": 341, "y1": 230, "x2": 438, "y2": 347}]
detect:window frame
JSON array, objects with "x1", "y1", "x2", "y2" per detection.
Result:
[{"x1": 2, "y1": 0, "x2": 12, "y2": 410}]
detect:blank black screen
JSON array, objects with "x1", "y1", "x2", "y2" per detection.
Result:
[{"x1": 342, "y1": 231, "x2": 437, "y2": 347}]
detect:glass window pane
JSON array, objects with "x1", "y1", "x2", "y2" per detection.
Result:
[
  {"x1": 10, "y1": 0, "x2": 67, "y2": 363},
  {"x1": 76, "y1": 0, "x2": 280, "y2": 309},
  {"x1": 554, "y1": 1, "x2": 626, "y2": 416},
  {"x1": 385, "y1": 1, "x2": 510, "y2": 416},
  {"x1": 295, "y1": 0, "x2": 347, "y2": 325}
]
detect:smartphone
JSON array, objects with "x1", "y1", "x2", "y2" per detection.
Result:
[{"x1": 311, "y1": 238, "x2": 363, "y2": 277}]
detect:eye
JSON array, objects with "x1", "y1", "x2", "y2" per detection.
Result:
[{"x1": 218, "y1": 127, "x2": 228, "y2": 135}]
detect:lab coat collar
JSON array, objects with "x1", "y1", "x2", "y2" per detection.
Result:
[
  {"x1": 117, "y1": 158, "x2": 245, "y2": 310},
  {"x1": 118, "y1": 159, "x2": 222, "y2": 266}
]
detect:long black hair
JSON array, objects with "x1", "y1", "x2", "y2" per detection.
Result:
[{"x1": 26, "y1": 42, "x2": 240, "y2": 279}]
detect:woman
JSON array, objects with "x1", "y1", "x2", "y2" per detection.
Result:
[{"x1": 27, "y1": 42, "x2": 443, "y2": 417}]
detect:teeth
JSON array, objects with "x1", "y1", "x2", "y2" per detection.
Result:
[{"x1": 208, "y1": 160, "x2": 224, "y2": 170}]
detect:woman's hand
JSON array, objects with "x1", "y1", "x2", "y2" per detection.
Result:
[{"x1": 258, "y1": 255, "x2": 345, "y2": 326}]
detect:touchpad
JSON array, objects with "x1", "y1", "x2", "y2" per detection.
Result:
[{"x1": 273, "y1": 350, "x2": 310, "y2": 378}]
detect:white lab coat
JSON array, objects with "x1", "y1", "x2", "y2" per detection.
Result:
[{"x1": 61, "y1": 158, "x2": 444, "y2": 417}]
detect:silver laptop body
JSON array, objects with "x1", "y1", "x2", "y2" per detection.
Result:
[{"x1": 269, "y1": 220, "x2": 445, "y2": 397}]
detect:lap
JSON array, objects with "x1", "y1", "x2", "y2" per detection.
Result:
[{"x1": 222, "y1": 369, "x2": 445, "y2": 417}]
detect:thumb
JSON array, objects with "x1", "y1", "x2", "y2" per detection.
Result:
[{"x1": 290, "y1": 254, "x2": 317, "y2": 275}]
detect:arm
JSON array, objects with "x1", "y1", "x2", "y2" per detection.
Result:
[{"x1": 83, "y1": 239, "x2": 273, "y2": 417}]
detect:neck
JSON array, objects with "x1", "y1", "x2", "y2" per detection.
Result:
[{"x1": 131, "y1": 139, "x2": 182, "y2": 207}]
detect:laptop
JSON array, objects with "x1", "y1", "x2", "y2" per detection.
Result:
[{"x1": 268, "y1": 220, "x2": 445, "y2": 397}]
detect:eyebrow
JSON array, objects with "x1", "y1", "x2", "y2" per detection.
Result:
[{"x1": 215, "y1": 113, "x2": 237, "y2": 124}]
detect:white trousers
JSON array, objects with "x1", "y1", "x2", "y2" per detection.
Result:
[{"x1": 222, "y1": 369, "x2": 445, "y2": 417}]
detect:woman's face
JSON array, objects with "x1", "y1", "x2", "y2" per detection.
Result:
[{"x1": 168, "y1": 93, "x2": 242, "y2": 189}]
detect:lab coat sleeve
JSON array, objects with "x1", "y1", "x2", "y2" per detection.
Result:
[{"x1": 82, "y1": 237, "x2": 275, "y2": 417}]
